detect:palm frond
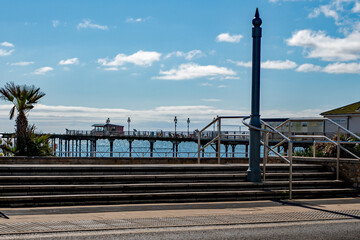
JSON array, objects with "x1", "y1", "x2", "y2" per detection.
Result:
[{"x1": 9, "y1": 106, "x2": 16, "y2": 120}]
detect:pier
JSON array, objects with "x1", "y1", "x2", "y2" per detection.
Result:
[
  {"x1": 1, "y1": 126, "x2": 318, "y2": 158},
  {"x1": 43, "y1": 129, "x2": 252, "y2": 158}
]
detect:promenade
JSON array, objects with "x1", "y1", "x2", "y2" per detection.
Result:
[{"x1": 1, "y1": 198, "x2": 360, "y2": 239}]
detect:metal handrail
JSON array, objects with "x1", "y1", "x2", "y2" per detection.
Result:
[
  {"x1": 197, "y1": 116, "x2": 248, "y2": 164},
  {"x1": 242, "y1": 117, "x2": 294, "y2": 199},
  {"x1": 290, "y1": 135, "x2": 360, "y2": 160},
  {"x1": 276, "y1": 117, "x2": 360, "y2": 181},
  {"x1": 325, "y1": 118, "x2": 360, "y2": 141}
]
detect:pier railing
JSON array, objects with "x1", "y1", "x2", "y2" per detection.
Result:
[
  {"x1": 64, "y1": 129, "x2": 249, "y2": 140},
  {"x1": 54, "y1": 151, "x2": 248, "y2": 158}
]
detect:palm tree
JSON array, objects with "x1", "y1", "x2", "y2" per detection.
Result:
[{"x1": 0, "y1": 82, "x2": 45, "y2": 155}]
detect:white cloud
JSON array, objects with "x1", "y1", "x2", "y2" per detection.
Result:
[
  {"x1": 103, "y1": 67, "x2": 118, "y2": 71},
  {"x1": 287, "y1": 29, "x2": 360, "y2": 61},
  {"x1": 262, "y1": 60, "x2": 297, "y2": 69},
  {"x1": 153, "y1": 63, "x2": 236, "y2": 80},
  {"x1": 307, "y1": 0, "x2": 360, "y2": 31},
  {"x1": 353, "y1": 1, "x2": 360, "y2": 13},
  {"x1": 230, "y1": 59, "x2": 297, "y2": 69},
  {"x1": 322, "y1": 62, "x2": 360, "y2": 73},
  {"x1": 77, "y1": 19, "x2": 108, "y2": 30},
  {"x1": 10, "y1": 61, "x2": 34, "y2": 66},
  {"x1": 32, "y1": 67, "x2": 54, "y2": 75},
  {"x1": 217, "y1": 85, "x2": 227, "y2": 88},
  {"x1": 98, "y1": 50, "x2": 161, "y2": 67},
  {"x1": 216, "y1": 33, "x2": 243, "y2": 43},
  {"x1": 165, "y1": 50, "x2": 204, "y2": 60},
  {"x1": 1, "y1": 41, "x2": 14, "y2": 47},
  {"x1": 126, "y1": 17, "x2": 145, "y2": 23},
  {"x1": 52, "y1": 20, "x2": 60, "y2": 28},
  {"x1": 202, "y1": 99, "x2": 222, "y2": 102},
  {"x1": 59, "y1": 58, "x2": 79, "y2": 65},
  {"x1": 201, "y1": 82, "x2": 213, "y2": 87},
  {"x1": 309, "y1": 5, "x2": 339, "y2": 21},
  {"x1": 296, "y1": 63, "x2": 322, "y2": 72},
  {"x1": 0, "y1": 103, "x2": 325, "y2": 133},
  {"x1": 0, "y1": 49, "x2": 14, "y2": 56},
  {"x1": 230, "y1": 60, "x2": 252, "y2": 68}
]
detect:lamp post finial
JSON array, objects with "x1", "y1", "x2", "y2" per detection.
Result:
[{"x1": 253, "y1": 8, "x2": 262, "y2": 27}]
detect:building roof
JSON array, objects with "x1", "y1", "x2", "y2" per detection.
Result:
[
  {"x1": 92, "y1": 123, "x2": 123, "y2": 127},
  {"x1": 262, "y1": 118, "x2": 289, "y2": 122},
  {"x1": 320, "y1": 101, "x2": 360, "y2": 116}
]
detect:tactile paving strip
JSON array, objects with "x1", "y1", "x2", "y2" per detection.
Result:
[{"x1": 1, "y1": 209, "x2": 360, "y2": 235}]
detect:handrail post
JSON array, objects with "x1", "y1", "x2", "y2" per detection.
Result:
[
  {"x1": 288, "y1": 141, "x2": 293, "y2": 200},
  {"x1": 218, "y1": 117, "x2": 221, "y2": 164},
  {"x1": 263, "y1": 131, "x2": 269, "y2": 182},
  {"x1": 313, "y1": 140, "x2": 316, "y2": 158},
  {"x1": 336, "y1": 127, "x2": 340, "y2": 181},
  {"x1": 197, "y1": 132, "x2": 201, "y2": 164},
  {"x1": 288, "y1": 121, "x2": 291, "y2": 138}
]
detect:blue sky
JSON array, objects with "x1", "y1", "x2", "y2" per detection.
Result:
[{"x1": 0, "y1": 0, "x2": 360, "y2": 133}]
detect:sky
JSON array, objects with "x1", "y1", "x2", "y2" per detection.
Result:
[{"x1": 0, "y1": 0, "x2": 360, "y2": 133}]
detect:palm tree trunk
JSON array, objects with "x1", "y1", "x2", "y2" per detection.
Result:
[{"x1": 16, "y1": 111, "x2": 28, "y2": 156}]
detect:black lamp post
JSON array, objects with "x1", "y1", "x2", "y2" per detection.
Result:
[
  {"x1": 248, "y1": 8, "x2": 262, "y2": 182},
  {"x1": 127, "y1": 117, "x2": 131, "y2": 135},
  {"x1": 174, "y1": 116, "x2": 178, "y2": 136},
  {"x1": 187, "y1": 118, "x2": 190, "y2": 136}
]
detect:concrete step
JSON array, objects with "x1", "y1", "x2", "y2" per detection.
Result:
[
  {"x1": 0, "y1": 188, "x2": 356, "y2": 207},
  {"x1": 0, "y1": 172, "x2": 335, "y2": 185},
  {"x1": 0, "y1": 163, "x2": 353, "y2": 207},
  {"x1": 0, "y1": 164, "x2": 325, "y2": 176},
  {"x1": 0, "y1": 180, "x2": 346, "y2": 196}
]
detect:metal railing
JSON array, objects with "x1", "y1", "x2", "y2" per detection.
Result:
[
  {"x1": 242, "y1": 117, "x2": 294, "y2": 199},
  {"x1": 64, "y1": 129, "x2": 249, "y2": 140},
  {"x1": 243, "y1": 117, "x2": 360, "y2": 200},
  {"x1": 275, "y1": 118, "x2": 360, "y2": 181},
  {"x1": 197, "y1": 116, "x2": 249, "y2": 164},
  {"x1": 54, "y1": 151, "x2": 247, "y2": 158}
]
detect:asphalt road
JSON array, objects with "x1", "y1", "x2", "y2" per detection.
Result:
[{"x1": 2, "y1": 219, "x2": 360, "y2": 240}]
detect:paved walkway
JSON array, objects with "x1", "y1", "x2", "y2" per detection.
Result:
[{"x1": 1, "y1": 198, "x2": 360, "y2": 237}]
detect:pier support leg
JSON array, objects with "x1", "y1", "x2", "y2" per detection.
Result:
[
  {"x1": 90, "y1": 140, "x2": 96, "y2": 157},
  {"x1": 72, "y1": 140, "x2": 74, "y2": 157},
  {"x1": 59, "y1": 139, "x2": 62, "y2": 156},
  {"x1": 67, "y1": 140, "x2": 70, "y2": 157},
  {"x1": 129, "y1": 140, "x2": 133, "y2": 157},
  {"x1": 86, "y1": 140, "x2": 89, "y2": 157},
  {"x1": 94, "y1": 140, "x2": 97, "y2": 156},
  {"x1": 172, "y1": 142, "x2": 175, "y2": 157},
  {"x1": 149, "y1": 140, "x2": 155, "y2": 157},
  {"x1": 79, "y1": 140, "x2": 81, "y2": 157},
  {"x1": 176, "y1": 142, "x2": 178, "y2": 157},
  {"x1": 225, "y1": 144, "x2": 229, "y2": 158},
  {"x1": 109, "y1": 139, "x2": 114, "y2": 157},
  {"x1": 231, "y1": 144, "x2": 236, "y2": 158}
]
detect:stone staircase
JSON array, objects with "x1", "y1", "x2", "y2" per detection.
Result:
[{"x1": 0, "y1": 164, "x2": 356, "y2": 207}]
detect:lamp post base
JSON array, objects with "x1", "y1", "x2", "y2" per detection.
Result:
[{"x1": 247, "y1": 168, "x2": 262, "y2": 182}]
